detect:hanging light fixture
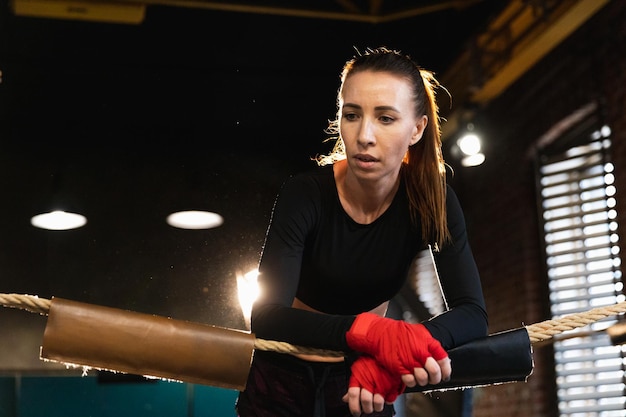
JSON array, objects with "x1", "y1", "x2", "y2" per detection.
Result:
[
  {"x1": 166, "y1": 210, "x2": 223, "y2": 230},
  {"x1": 31, "y1": 210, "x2": 87, "y2": 230},
  {"x1": 30, "y1": 165, "x2": 88, "y2": 231},
  {"x1": 457, "y1": 123, "x2": 485, "y2": 167}
]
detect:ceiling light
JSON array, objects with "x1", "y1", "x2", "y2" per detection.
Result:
[
  {"x1": 166, "y1": 210, "x2": 224, "y2": 230},
  {"x1": 31, "y1": 210, "x2": 87, "y2": 230},
  {"x1": 456, "y1": 123, "x2": 485, "y2": 167},
  {"x1": 461, "y1": 153, "x2": 486, "y2": 167},
  {"x1": 458, "y1": 133, "x2": 481, "y2": 156}
]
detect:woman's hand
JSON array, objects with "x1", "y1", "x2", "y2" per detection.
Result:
[
  {"x1": 401, "y1": 355, "x2": 451, "y2": 387},
  {"x1": 346, "y1": 313, "x2": 451, "y2": 386},
  {"x1": 343, "y1": 355, "x2": 404, "y2": 416}
]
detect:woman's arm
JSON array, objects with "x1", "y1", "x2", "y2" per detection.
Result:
[
  {"x1": 422, "y1": 186, "x2": 489, "y2": 349},
  {"x1": 250, "y1": 172, "x2": 355, "y2": 352}
]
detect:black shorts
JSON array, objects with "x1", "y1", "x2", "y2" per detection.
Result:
[{"x1": 236, "y1": 350, "x2": 395, "y2": 417}]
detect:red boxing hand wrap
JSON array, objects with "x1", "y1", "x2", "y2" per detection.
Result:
[
  {"x1": 346, "y1": 313, "x2": 448, "y2": 376},
  {"x1": 349, "y1": 355, "x2": 405, "y2": 403}
]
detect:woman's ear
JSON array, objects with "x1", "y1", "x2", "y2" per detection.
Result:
[{"x1": 410, "y1": 115, "x2": 428, "y2": 145}]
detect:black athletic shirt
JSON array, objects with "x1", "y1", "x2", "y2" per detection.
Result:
[{"x1": 251, "y1": 165, "x2": 488, "y2": 353}]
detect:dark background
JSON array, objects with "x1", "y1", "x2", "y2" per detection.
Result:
[
  {"x1": 0, "y1": 2, "x2": 623, "y2": 416},
  {"x1": 0, "y1": 0, "x2": 507, "y2": 369}
]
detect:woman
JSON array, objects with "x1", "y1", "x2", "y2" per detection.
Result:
[{"x1": 236, "y1": 47, "x2": 488, "y2": 417}]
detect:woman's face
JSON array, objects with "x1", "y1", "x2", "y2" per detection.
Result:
[{"x1": 339, "y1": 70, "x2": 427, "y2": 181}]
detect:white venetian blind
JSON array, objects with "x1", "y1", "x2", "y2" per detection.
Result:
[{"x1": 537, "y1": 123, "x2": 624, "y2": 416}]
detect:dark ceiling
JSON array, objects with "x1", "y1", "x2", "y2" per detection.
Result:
[{"x1": 0, "y1": 0, "x2": 510, "y2": 370}]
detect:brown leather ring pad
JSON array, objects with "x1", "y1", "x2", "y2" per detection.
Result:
[{"x1": 40, "y1": 297, "x2": 255, "y2": 391}]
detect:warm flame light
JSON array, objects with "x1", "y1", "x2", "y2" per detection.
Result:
[{"x1": 237, "y1": 269, "x2": 260, "y2": 329}]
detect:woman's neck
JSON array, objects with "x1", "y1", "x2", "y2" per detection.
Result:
[{"x1": 333, "y1": 160, "x2": 401, "y2": 224}]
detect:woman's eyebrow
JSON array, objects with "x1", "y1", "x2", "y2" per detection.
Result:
[
  {"x1": 342, "y1": 103, "x2": 400, "y2": 112},
  {"x1": 374, "y1": 105, "x2": 400, "y2": 112}
]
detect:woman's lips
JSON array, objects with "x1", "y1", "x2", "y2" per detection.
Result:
[
  {"x1": 355, "y1": 153, "x2": 378, "y2": 162},
  {"x1": 354, "y1": 154, "x2": 378, "y2": 168}
]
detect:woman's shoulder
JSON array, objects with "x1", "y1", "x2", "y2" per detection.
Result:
[
  {"x1": 281, "y1": 165, "x2": 335, "y2": 193},
  {"x1": 271, "y1": 165, "x2": 336, "y2": 224},
  {"x1": 444, "y1": 184, "x2": 463, "y2": 214}
]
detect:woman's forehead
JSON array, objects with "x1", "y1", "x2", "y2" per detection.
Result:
[{"x1": 341, "y1": 71, "x2": 413, "y2": 106}]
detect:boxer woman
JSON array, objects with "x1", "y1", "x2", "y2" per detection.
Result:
[{"x1": 236, "y1": 47, "x2": 488, "y2": 417}]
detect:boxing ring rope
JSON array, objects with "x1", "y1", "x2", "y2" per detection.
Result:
[
  {"x1": 3, "y1": 292, "x2": 625, "y2": 348},
  {"x1": 2, "y1": 292, "x2": 626, "y2": 392}
]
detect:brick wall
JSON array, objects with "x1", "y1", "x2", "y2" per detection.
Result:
[{"x1": 443, "y1": 2, "x2": 626, "y2": 416}]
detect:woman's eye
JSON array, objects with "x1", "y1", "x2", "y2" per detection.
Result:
[
  {"x1": 380, "y1": 115, "x2": 394, "y2": 123},
  {"x1": 343, "y1": 113, "x2": 358, "y2": 121}
]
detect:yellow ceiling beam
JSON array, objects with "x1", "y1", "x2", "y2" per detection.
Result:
[
  {"x1": 10, "y1": 0, "x2": 491, "y2": 24},
  {"x1": 471, "y1": 0, "x2": 610, "y2": 104},
  {"x1": 11, "y1": 0, "x2": 146, "y2": 23}
]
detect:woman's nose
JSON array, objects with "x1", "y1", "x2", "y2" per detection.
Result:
[{"x1": 357, "y1": 120, "x2": 376, "y2": 146}]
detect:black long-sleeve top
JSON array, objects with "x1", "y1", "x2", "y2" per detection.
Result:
[{"x1": 251, "y1": 165, "x2": 488, "y2": 353}]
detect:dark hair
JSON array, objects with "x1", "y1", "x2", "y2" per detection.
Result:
[{"x1": 319, "y1": 47, "x2": 450, "y2": 248}]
